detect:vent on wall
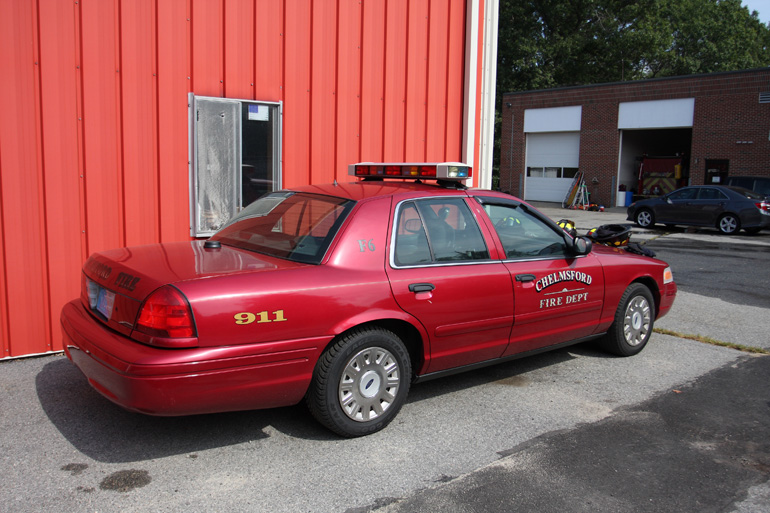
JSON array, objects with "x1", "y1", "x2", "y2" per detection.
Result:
[{"x1": 760, "y1": 92, "x2": 770, "y2": 104}]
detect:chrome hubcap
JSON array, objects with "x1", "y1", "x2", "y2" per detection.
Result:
[
  {"x1": 339, "y1": 347, "x2": 400, "y2": 422},
  {"x1": 720, "y1": 217, "x2": 737, "y2": 233},
  {"x1": 624, "y1": 296, "x2": 651, "y2": 346}
]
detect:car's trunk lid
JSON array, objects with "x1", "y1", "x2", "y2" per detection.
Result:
[{"x1": 81, "y1": 241, "x2": 304, "y2": 336}]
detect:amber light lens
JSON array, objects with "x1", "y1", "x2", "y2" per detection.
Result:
[{"x1": 136, "y1": 286, "x2": 196, "y2": 338}]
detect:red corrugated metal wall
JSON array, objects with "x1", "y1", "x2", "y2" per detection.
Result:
[{"x1": 0, "y1": 0, "x2": 472, "y2": 358}]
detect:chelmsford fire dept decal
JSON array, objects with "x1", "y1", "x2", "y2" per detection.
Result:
[{"x1": 535, "y1": 270, "x2": 593, "y2": 309}]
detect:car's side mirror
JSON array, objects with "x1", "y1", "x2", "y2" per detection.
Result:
[
  {"x1": 569, "y1": 236, "x2": 592, "y2": 256},
  {"x1": 666, "y1": 198, "x2": 673, "y2": 204}
]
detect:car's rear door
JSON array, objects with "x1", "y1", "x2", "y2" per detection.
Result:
[
  {"x1": 474, "y1": 197, "x2": 605, "y2": 356},
  {"x1": 691, "y1": 187, "x2": 730, "y2": 224},
  {"x1": 386, "y1": 196, "x2": 514, "y2": 374}
]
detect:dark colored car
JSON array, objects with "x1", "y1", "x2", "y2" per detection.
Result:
[
  {"x1": 62, "y1": 162, "x2": 677, "y2": 437},
  {"x1": 724, "y1": 176, "x2": 770, "y2": 197},
  {"x1": 627, "y1": 185, "x2": 770, "y2": 234}
]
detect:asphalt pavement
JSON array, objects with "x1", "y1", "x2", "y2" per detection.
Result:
[{"x1": 1, "y1": 202, "x2": 768, "y2": 512}]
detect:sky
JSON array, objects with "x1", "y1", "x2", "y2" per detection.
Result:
[{"x1": 742, "y1": 0, "x2": 770, "y2": 24}]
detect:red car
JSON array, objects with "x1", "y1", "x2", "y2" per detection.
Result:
[{"x1": 61, "y1": 163, "x2": 676, "y2": 437}]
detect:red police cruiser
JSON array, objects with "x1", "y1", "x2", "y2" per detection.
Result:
[{"x1": 61, "y1": 163, "x2": 676, "y2": 437}]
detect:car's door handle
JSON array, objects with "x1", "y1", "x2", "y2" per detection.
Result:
[
  {"x1": 408, "y1": 283, "x2": 435, "y2": 293},
  {"x1": 515, "y1": 274, "x2": 536, "y2": 282}
]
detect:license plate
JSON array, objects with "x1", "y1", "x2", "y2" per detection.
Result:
[{"x1": 96, "y1": 287, "x2": 116, "y2": 319}]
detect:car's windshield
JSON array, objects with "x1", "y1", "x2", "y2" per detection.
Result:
[{"x1": 211, "y1": 192, "x2": 355, "y2": 264}]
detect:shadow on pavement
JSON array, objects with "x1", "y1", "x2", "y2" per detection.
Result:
[
  {"x1": 35, "y1": 358, "x2": 335, "y2": 463},
  {"x1": 36, "y1": 342, "x2": 616, "y2": 462}
]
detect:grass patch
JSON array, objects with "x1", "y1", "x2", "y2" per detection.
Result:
[{"x1": 654, "y1": 328, "x2": 770, "y2": 355}]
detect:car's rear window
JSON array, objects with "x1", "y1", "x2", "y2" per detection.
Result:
[
  {"x1": 211, "y1": 192, "x2": 354, "y2": 264},
  {"x1": 727, "y1": 186, "x2": 763, "y2": 200}
]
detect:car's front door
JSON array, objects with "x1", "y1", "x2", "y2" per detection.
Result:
[
  {"x1": 657, "y1": 187, "x2": 700, "y2": 224},
  {"x1": 386, "y1": 197, "x2": 514, "y2": 374},
  {"x1": 476, "y1": 199, "x2": 605, "y2": 356}
]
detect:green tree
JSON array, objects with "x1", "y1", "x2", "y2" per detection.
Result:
[{"x1": 493, "y1": 0, "x2": 770, "y2": 181}]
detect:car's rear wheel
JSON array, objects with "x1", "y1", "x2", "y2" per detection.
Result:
[
  {"x1": 635, "y1": 209, "x2": 655, "y2": 228},
  {"x1": 307, "y1": 327, "x2": 411, "y2": 437},
  {"x1": 717, "y1": 214, "x2": 740, "y2": 234},
  {"x1": 599, "y1": 283, "x2": 654, "y2": 357}
]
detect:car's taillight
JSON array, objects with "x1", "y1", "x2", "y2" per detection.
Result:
[
  {"x1": 755, "y1": 201, "x2": 770, "y2": 215},
  {"x1": 133, "y1": 286, "x2": 197, "y2": 347}
]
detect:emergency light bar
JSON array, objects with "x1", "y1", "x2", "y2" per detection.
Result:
[{"x1": 348, "y1": 162, "x2": 472, "y2": 181}]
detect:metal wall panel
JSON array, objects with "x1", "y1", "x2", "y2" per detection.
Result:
[
  {"x1": 81, "y1": 0, "x2": 123, "y2": 256},
  {"x1": 360, "y1": 1, "x2": 387, "y2": 161},
  {"x1": 405, "y1": 0, "x2": 430, "y2": 161},
  {"x1": 224, "y1": 0, "x2": 255, "y2": 100},
  {"x1": 38, "y1": 0, "x2": 83, "y2": 354},
  {"x1": 0, "y1": 1, "x2": 50, "y2": 357},
  {"x1": 446, "y1": 0, "x2": 467, "y2": 160},
  {"x1": 311, "y1": 0, "x2": 339, "y2": 185},
  {"x1": 121, "y1": 0, "x2": 160, "y2": 247},
  {"x1": 284, "y1": 0, "x2": 312, "y2": 188},
  {"x1": 157, "y1": 0, "x2": 192, "y2": 243},
  {"x1": 425, "y1": 2, "x2": 450, "y2": 160},
  {"x1": 0, "y1": 0, "x2": 472, "y2": 358},
  {"x1": 383, "y1": 0, "x2": 408, "y2": 161},
  {"x1": 335, "y1": 0, "x2": 363, "y2": 178}
]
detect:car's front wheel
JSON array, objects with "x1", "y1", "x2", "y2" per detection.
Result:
[
  {"x1": 307, "y1": 327, "x2": 411, "y2": 437},
  {"x1": 717, "y1": 214, "x2": 740, "y2": 234},
  {"x1": 635, "y1": 208, "x2": 655, "y2": 228},
  {"x1": 599, "y1": 283, "x2": 655, "y2": 357}
]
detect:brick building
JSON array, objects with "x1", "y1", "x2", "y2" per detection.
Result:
[{"x1": 499, "y1": 68, "x2": 770, "y2": 207}]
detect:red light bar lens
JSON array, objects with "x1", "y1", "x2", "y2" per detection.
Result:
[
  {"x1": 419, "y1": 166, "x2": 436, "y2": 177},
  {"x1": 349, "y1": 163, "x2": 471, "y2": 181}
]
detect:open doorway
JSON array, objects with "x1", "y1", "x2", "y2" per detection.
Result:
[{"x1": 617, "y1": 128, "x2": 692, "y2": 205}]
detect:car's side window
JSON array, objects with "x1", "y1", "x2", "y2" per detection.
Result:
[
  {"x1": 484, "y1": 203, "x2": 567, "y2": 259},
  {"x1": 393, "y1": 198, "x2": 489, "y2": 266},
  {"x1": 697, "y1": 188, "x2": 728, "y2": 200},
  {"x1": 394, "y1": 203, "x2": 432, "y2": 266},
  {"x1": 668, "y1": 188, "x2": 696, "y2": 201}
]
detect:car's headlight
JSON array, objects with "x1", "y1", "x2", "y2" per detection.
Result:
[{"x1": 663, "y1": 266, "x2": 674, "y2": 284}]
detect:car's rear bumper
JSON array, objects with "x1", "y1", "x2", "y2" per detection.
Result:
[
  {"x1": 60, "y1": 299, "x2": 326, "y2": 416},
  {"x1": 752, "y1": 215, "x2": 770, "y2": 229}
]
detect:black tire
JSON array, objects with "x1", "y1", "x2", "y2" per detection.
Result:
[
  {"x1": 306, "y1": 327, "x2": 411, "y2": 437},
  {"x1": 635, "y1": 208, "x2": 655, "y2": 228},
  {"x1": 717, "y1": 213, "x2": 740, "y2": 234},
  {"x1": 599, "y1": 283, "x2": 655, "y2": 357}
]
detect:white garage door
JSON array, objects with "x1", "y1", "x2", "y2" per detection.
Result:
[{"x1": 524, "y1": 132, "x2": 580, "y2": 202}]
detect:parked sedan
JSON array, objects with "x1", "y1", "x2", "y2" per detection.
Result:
[
  {"x1": 62, "y1": 163, "x2": 677, "y2": 437},
  {"x1": 628, "y1": 185, "x2": 770, "y2": 234}
]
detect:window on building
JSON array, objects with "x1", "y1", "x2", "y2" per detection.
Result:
[
  {"x1": 527, "y1": 167, "x2": 579, "y2": 179},
  {"x1": 189, "y1": 94, "x2": 282, "y2": 237}
]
